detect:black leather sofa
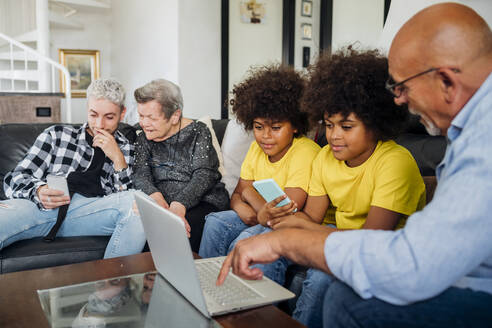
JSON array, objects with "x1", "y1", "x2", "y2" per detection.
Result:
[
  {"x1": 0, "y1": 117, "x2": 445, "y2": 290},
  {"x1": 0, "y1": 120, "x2": 229, "y2": 274}
]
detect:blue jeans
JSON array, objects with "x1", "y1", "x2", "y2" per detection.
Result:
[
  {"x1": 229, "y1": 224, "x2": 292, "y2": 285},
  {"x1": 0, "y1": 191, "x2": 145, "y2": 258},
  {"x1": 198, "y1": 210, "x2": 274, "y2": 257},
  {"x1": 323, "y1": 280, "x2": 492, "y2": 328},
  {"x1": 199, "y1": 210, "x2": 249, "y2": 258},
  {"x1": 293, "y1": 269, "x2": 334, "y2": 328}
]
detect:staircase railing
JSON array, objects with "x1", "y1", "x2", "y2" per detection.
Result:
[{"x1": 0, "y1": 31, "x2": 72, "y2": 122}]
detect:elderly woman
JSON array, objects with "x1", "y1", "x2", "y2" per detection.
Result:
[{"x1": 133, "y1": 79, "x2": 229, "y2": 252}]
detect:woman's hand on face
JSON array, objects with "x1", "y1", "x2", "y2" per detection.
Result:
[
  {"x1": 169, "y1": 201, "x2": 191, "y2": 237},
  {"x1": 257, "y1": 195, "x2": 298, "y2": 226}
]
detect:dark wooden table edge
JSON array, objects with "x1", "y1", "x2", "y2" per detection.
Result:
[{"x1": 0, "y1": 252, "x2": 304, "y2": 328}]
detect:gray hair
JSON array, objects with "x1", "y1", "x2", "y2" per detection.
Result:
[
  {"x1": 134, "y1": 79, "x2": 183, "y2": 119},
  {"x1": 86, "y1": 78, "x2": 126, "y2": 110}
]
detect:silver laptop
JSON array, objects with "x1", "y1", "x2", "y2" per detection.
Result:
[
  {"x1": 134, "y1": 192, "x2": 295, "y2": 318},
  {"x1": 145, "y1": 274, "x2": 221, "y2": 328}
]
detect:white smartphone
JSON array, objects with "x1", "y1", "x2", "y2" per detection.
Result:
[
  {"x1": 252, "y1": 178, "x2": 297, "y2": 212},
  {"x1": 46, "y1": 175, "x2": 69, "y2": 196}
]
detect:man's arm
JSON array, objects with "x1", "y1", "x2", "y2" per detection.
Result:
[{"x1": 217, "y1": 228, "x2": 334, "y2": 284}]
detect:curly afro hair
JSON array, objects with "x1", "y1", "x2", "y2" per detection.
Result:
[
  {"x1": 230, "y1": 64, "x2": 309, "y2": 137},
  {"x1": 302, "y1": 46, "x2": 409, "y2": 141}
]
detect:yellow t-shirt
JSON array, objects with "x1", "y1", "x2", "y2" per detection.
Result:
[
  {"x1": 241, "y1": 136, "x2": 321, "y2": 191},
  {"x1": 309, "y1": 140, "x2": 426, "y2": 229}
]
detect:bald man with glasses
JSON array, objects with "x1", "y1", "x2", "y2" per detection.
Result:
[{"x1": 217, "y1": 3, "x2": 492, "y2": 327}]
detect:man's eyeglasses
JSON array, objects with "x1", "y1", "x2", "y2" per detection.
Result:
[
  {"x1": 386, "y1": 67, "x2": 461, "y2": 98},
  {"x1": 385, "y1": 67, "x2": 440, "y2": 98}
]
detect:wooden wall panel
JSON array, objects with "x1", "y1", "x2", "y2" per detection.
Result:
[{"x1": 0, "y1": 94, "x2": 61, "y2": 123}]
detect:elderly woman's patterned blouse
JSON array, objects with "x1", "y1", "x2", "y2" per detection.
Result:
[{"x1": 133, "y1": 120, "x2": 229, "y2": 210}]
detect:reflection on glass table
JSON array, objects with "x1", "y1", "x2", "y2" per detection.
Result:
[{"x1": 37, "y1": 271, "x2": 221, "y2": 328}]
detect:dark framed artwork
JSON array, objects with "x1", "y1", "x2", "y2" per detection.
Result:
[
  {"x1": 301, "y1": 0, "x2": 313, "y2": 17},
  {"x1": 301, "y1": 23, "x2": 312, "y2": 40}
]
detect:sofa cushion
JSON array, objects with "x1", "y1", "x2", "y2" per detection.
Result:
[
  {"x1": 396, "y1": 133, "x2": 446, "y2": 176},
  {"x1": 0, "y1": 120, "x2": 226, "y2": 274},
  {"x1": 198, "y1": 116, "x2": 226, "y2": 176},
  {"x1": 0, "y1": 236, "x2": 109, "y2": 274},
  {"x1": 0, "y1": 123, "x2": 60, "y2": 200},
  {"x1": 220, "y1": 119, "x2": 255, "y2": 196},
  {"x1": 211, "y1": 119, "x2": 229, "y2": 145}
]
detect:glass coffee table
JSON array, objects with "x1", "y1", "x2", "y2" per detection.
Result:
[{"x1": 0, "y1": 252, "x2": 303, "y2": 328}]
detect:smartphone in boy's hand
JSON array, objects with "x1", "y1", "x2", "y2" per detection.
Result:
[{"x1": 46, "y1": 175, "x2": 69, "y2": 196}]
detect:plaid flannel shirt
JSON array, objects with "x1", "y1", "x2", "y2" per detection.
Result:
[{"x1": 3, "y1": 123, "x2": 134, "y2": 209}]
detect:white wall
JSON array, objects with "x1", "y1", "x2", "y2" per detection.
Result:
[
  {"x1": 51, "y1": 0, "x2": 222, "y2": 124},
  {"x1": 15, "y1": 0, "x2": 492, "y2": 125},
  {"x1": 0, "y1": 0, "x2": 36, "y2": 37},
  {"x1": 178, "y1": 0, "x2": 221, "y2": 120},
  {"x1": 331, "y1": 0, "x2": 384, "y2": 51},
  {"x1": 228, "y1": 0, "x2": 283, "y2": 97},
  {"x1": 379, "y1": 0, "x2": 492, "y2": 53},
  {"x1": 110, "y1": 0, "x2": 179, "y2": 124},
  {"x1": 51, "y1": 8, "x2": 112, "y2": 123},
  {"x1": 111, "y1": 0, "x2": 221, "y2": 123}
]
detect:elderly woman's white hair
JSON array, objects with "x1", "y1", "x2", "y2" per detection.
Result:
[
  {"x1": 86, "y1": 78, "x2": 126, "y2": 110},
  {"x1": 134, "y1": 79, "x2": 184, "y2": 119}
]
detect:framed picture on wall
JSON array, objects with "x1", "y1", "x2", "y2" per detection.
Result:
[
  {"x1": 301, "y1": 0, "x2": 313, "y2": 17},
  {"x1": 301, "y1": 23, "x2": 312, "y2": 40},
  {"x1": 240, "y1": 0, "x2": 266, "y2": 24},
  {"x1": 59, "y1": 49, "x2": 100, "y2": 98}
]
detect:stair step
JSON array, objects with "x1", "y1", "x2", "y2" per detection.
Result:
[
  {"x1": 51, "y1": 0, "x2": 110, "y2": 9},
  {"x1": 14, "y1": 30, "x2": 38, "y2": 43},
  {"x1": 49, "y1": 11, "x2": 84, "y2": 29},
  {"x1": 0, "y1": 30, "x2": 38, "y2": 48},
  {"x1": 0, "y1": 52, "x2": 38, "y2": 61},
  {"x1": 0, "y1": 70, "x2": 40, "y2": 81}
]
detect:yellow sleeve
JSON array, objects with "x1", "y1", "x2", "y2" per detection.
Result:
[
  {"x1": 371, "y1": 151, "x2": 426, "y2": 215},
  {"x1": 240, "y1": 141, "x2": 258, "y2": 181},
  {"x1": 284, "y1": 139, "x2": 321, "y2": 192},
  {"x1": 308, "y1": 149, "x2": 328, "y2": 196}
]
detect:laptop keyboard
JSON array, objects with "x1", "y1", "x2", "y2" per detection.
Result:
[{"x1": 196, "y1": 260, "x2": 262, "y2": 306}]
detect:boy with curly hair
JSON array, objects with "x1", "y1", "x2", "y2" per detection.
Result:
[
  {"x1": 199, "y1": 64, "x2": 321, "y2": 261},
  {"x1": 251, "y1": 48, "x2": 426, "y2": 328}
]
